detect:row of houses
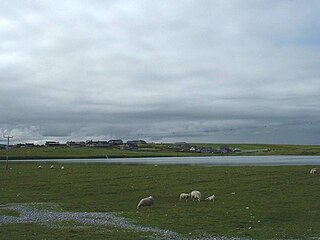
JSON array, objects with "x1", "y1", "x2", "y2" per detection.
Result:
[
  {"x1": 1, "y1": 141, "x2": 241, "y2": 154},
  {"x1": 190, "y1": 145, "x2": 240, "y2": 154},
  {"x1": 46, "y1": 139, "x2": 147, "y2": 148},
  {"x1": 172, "y1": 142, "x2": 240, "y2": 154},
  {"x1": 0, "y1": 140, "x2": 148, "y2": 149}
]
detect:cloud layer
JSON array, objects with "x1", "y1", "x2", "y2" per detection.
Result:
[{"x1": 1, "y1": 0, "x2": 320, "y2": 144}]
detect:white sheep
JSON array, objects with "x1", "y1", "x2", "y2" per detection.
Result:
[
  {"x1": 190, "y1": 190, "x2": 202, "y2": 202},
  {"x1": 61, "y1": 166, "x2": 65, "y2": 170},
  {"x1": 50, "y1": 165, "x2": 54, "y2": 169},
  {"x1": 205, "y1": 194, "x2": 215, "y2": 201},
  {"x1": 179, "y1": 193, "x2": 191, "y2": 202},
  {"x1": 137, "y1": 196, "x2": 154, "y2": 209},
  {"x1": 310, "y1": 168, "x2": 317, "y2": 174},
  {"x1": 38, "y1": 165, "x2": 43, "y2": 169}
]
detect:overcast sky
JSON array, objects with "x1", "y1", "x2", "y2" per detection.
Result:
[{"x1": 0, "y1": 0, "x2": 319, "y2": 144}]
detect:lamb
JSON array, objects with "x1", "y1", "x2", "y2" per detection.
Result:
[
  {"x1": 205, "y1": 194, "x2": 215, "y2": 201},
  {"x1": 50, "y1": 165, "x2": 54, "y2": 169},
  {"x1": 179, "y1": 193, "x2": 191, "y2": 202},
  {"x1": 61, "y1": 166, "x2": 65, "y2": 170},
  {"x1": 37, "y1": 165, "x2": 43, "y2": 169},
  {"x1": 310, "y1": 168, "x2": 317, "y2": 174},
  {"x1": 190, "y1": 190, "x2": 202, "y2": 202},
  {"x1": 137, "y1": 196, "x2": 154, "y2": 209}
]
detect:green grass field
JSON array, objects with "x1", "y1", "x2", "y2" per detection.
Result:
[
  {"x1": 0, "y1": 143, "x2": 320, "y2": 160},
  {"x1": 1, "y1": 163, "x2": 320, "y2": 239},
  {"x1": 0, "y1": 145, "x2": 192, "y2": 159}
]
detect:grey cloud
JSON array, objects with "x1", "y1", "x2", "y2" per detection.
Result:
[{"x1": 0, "y1": 0, "x2": 320, "y2": 144}]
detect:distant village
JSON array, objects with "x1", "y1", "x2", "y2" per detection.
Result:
[
  {"x1": 0, "y1": 139, "x2": 145, "y2": 150},
  {"x1": 173, "y1": 142, "x2": 241, "y2": 154},
  {"x1": 0, "y1": 139, "x2": 252, "y2": 154}
]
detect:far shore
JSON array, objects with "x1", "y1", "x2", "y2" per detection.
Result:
[{"x1": 1, "y1": 143, "x2": 320, "y2": 160}]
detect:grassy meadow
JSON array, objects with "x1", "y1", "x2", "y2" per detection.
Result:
[
  {"x1": 0, "y1": 143, "x2": 320, "y2": 160},
  {"x1": 1, "y1": 163, "x2": 320, "y2": 239}
]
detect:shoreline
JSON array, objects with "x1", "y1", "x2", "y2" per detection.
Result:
[
  {"x1": 1, "y1": 143, "x2": 320, "y2": 160},
  {"x1": 1, "y1": 153, "x2": 320, "y2": 160},
  {"x1": 2, "y1": 155, "x2": 320, "y2": 167}
]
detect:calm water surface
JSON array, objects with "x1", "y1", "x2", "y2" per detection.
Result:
[{"x1": 6, "y1": 155, "x2": 320, "y2": 166}]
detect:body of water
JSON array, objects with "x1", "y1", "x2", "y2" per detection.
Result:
[{"x1": 4, "y1": 155, "x2": 320, "y2": 166}]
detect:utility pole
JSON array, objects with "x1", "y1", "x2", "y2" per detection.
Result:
[{"x1": 3, "y1": 135, "x2": 13, "y2": 170}]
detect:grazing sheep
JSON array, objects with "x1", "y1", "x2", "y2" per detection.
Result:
[
  {"x1": 61, "y1": 166, "x2": 65, "y2": 170},
  {"x1": 310, "y1": 168, "x2": 317, "y2": 174},
  {"x1": 50, "y1": 165, "x2": 54, "y2": 169},
  {"x1": 37, "y1": 165, "x2": 43, "y2": 169},
  {"x1": 137, "y1": 196, "x2": 154, "y2": 209},
  {"x1": 205, "y1": 194, "x2": 215, "y2": 201},
  {"x1": 179, "y1": 193, "x2": 191, "y2": 202},
  {"x1": 190, "y1": 190, "x2": 202, "y2": 202}
]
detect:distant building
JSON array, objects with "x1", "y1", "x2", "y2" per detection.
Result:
[
  {"x1": 85, "y1": 140, "x2": 110, "y2": 147},
  {"x1": 200, "y1": 146, "x2": 214, "y2": 153},
  {"x1": 218, "y1": 145, "x2": 232, "y2": 153},
  {"x1": 45, "y1": 141, "x2": 61, "y2": 147},
  {"x1": 121, "y1": 142, "x2": 138, "y2": 150},
  {"x1": 0, "y1": 144, "x2": 6, "y2": 149},
  {"x1": 108, "y1": 139, "x2": 123, "y2": 145},
  {"x1": 66, "y1": 141, "x2": 86, "y2": 147},
  {"x1": 16, "y1": 143, "x2": 35, "y2": 148},
  {"x1": 173, "y1": 142, "x2": 190, "y2": 147},
  {"x1": 233, "y1": 148, "x2": 241, "y2": 153},
  {"x1": 127, "y1": 140, "x2": 146, "y2": 144},
  {"x1": 25, "y1": 143, "x2": 35, "y2": 148},
  {"x1": 190, "y1": 146, "x2": 196, "y2": 152},
  {"x1": 190, "y1": 146, "x2": 214, "y2": 153},
  {"x1": 15, "y1": 143, "x2": 25, "y2": 148},
  {"x1": 172, "y1": 142, "x2": 191, "y2": 151}
]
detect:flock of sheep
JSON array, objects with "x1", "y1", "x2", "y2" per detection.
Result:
[
  {"x1": 137, "y1": 167, "x2": 318, "y2": 209},
  {"x1": 137, "y1": 190, "x2": 215, "y2": 209},
  {"x1": 38, "y1": 165, "x2": 64, "y2": 170},
  {"x1": 36, "y1": 164, "x2": 215, "y2": 209},
  {"x1": 36, "y1": 165, "x2": 318, "y2": 209}
]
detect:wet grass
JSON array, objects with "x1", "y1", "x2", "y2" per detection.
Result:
[
  {"x1": 1, "y1": 163, "x2": 320, "y2": 239},
  {"x1": 0, "y1": 209, "x2": 20, "y2": 217},
  {"x1": 0, "y1": 145, "x2": 193, "y2": 159},
  {"x1": 0, "y1": 223, "x2": 150, "y2": 240}
]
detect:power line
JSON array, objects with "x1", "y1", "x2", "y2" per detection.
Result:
[{"x1": 3, "y1": 135, "x2": 13, "y2": 170}]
